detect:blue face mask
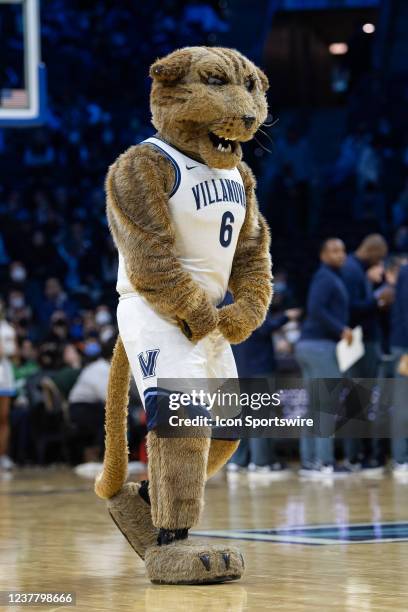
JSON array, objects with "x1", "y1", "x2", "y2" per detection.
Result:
[{"x1": 83, "y1": 342, "x2": 101, "y2": 357}]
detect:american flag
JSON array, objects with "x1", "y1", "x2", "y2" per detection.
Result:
[{"x1": 1, "y1": 88, "x2": 28, "y2": 109}]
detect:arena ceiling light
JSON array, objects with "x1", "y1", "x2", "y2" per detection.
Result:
[
  {"x1": 329, "y1": 43, "x2": 349, "y2": 56},
  {"x1": 362, "y1": 23, "x2": 376, "y2": 34}
]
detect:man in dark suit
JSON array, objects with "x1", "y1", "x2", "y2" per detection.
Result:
[
  {"x1": 296, "y1": 238, "x2": 352, "y2": 478},
  {"x1": 390, "y1": 264, "x2": 408, "y2": 476},
  {"x1": 341, "y1": 234, "x2": 394, "y2": 474}
]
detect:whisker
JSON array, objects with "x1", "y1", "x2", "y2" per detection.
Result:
[
  {"x1": 262, "y1": 114, "x2": 280, "y2": 128},
  {"x1": 254, "y1": 134, "x2": 272, "y2": 154},
  {"x1": 257, "y1": 127, "x2": 275, "y2": 147}
]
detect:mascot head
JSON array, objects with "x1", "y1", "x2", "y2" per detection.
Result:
[{"x1": 149, "y1": 46, "x2": 269, "y2": 169}]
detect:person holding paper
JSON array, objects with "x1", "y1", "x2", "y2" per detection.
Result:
[{"x1": 296, "y1": 238, "x2": 352, "y2": 478}]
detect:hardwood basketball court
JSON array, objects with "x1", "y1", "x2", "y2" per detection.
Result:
[{"x1": 1, "y1": 468, "x2": 408, "y2": 611}]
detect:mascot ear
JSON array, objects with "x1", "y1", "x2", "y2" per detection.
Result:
[
  {"x1": 257, "y1": 68, "x2": 269, "y2": 92},
  {"x1": 150, "y1": 50, "x2": 192, "y2": 83}
]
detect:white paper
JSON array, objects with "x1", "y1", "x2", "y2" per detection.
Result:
[{"x1": 336, "y1": 326, "x2": 365, "y2": 373}]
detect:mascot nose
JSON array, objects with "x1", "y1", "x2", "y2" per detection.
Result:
[{"x1": 242, "y1": 115, "x2": 256, "y2": 129}]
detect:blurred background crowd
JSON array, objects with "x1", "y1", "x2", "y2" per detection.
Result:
[{"x1": 1, "y1": 0, "x2": 408, "y2": 479}]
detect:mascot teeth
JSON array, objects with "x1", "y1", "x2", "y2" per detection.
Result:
[
  {"x1": 217, "y1": 143, "x2": 231, "y2": 153},
  {"x1": 209, "y1": 131, "x2": 235, "y2": 153}
]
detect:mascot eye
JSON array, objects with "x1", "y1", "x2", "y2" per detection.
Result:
[
  {"x1": 245, "y1": 77, "x2": 255, "y2": 92},
  {"x1": 206, "y1": 76, "x2": 227, "y2": 86}
]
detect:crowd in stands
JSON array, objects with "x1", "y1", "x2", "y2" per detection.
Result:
[{"x1": 1, "y1": 2, "x2": 408, "y2": 477}]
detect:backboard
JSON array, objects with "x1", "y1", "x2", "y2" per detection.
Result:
[{"x1": 0, "y1": 0, "x2": 46, "y2": 126}]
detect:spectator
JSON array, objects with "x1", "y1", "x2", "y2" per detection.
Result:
[
  {"x1": 0, "y1": 299, "x2": 17, "y2": 470},
  {"x1": 48, "y1": 343, "x2": 82, "y2": 401},
  {"x1": 229, "y1": 306, "x2": 301, "y2": 475},
  {"x1": 356, "y1": 136, "x2": 383, "y2": 191},
  {"x1": 353, "y1": 181, "x2": 387, "y2": 234},
  {"x1": 37, "y1": 278, "x2": 77, "y2": 326},
  {"x1": 377, "y1": 257, "x2": 402, "y2": 369},
  {"x1": 390, "y1": 265, "x2": 408, "y2": 477},
  {"x1": 47, "y1": 311, "x2": 70, "y2": 343},
  {"x1": 68, "y1": 338, "x2": 113, "y2": 463},
  {"x1": 26, "y1": 231, "x2": 66, "y2": 281},
  {"x1": 392, "y1": 179, "x2": 408, "y2": 230},
  {"x1": 0, "y1": 233, "x2": 10, "y2": 267},
  {"x1": 395, "y1": 226, "x2": 408, "y2": 253},
  {"x1": 23, "y1": 131, "x2": 55, "y2": 169},
  {"x1": 13, "y1": 339, "x2": 40, "y2": 398},
  {"x1": 295, "y1": 238, "x2": 352, "y2": 478},
  {"x1": 9, "y1": 339, "x2": 40, "y2": 464},
  {"x1": 341, "y1": 234, "x2": 394, "y2": 474},
  {"x1": 8, "y1": 261, "x2": 28, "y2": 288},
  {"x1": 6, "y1": 289, "x2": 33, "y2": 339},
  {"x1": 341, "y1": 234, "x2": 392, "y2": 368},
  {"x1": 333, "y1": 123, "x2": 369, "y2": 184}
]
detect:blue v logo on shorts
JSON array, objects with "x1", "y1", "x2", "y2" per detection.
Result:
[{"x1": 138, "y1": 349, "x2": 160, "y2": 379}]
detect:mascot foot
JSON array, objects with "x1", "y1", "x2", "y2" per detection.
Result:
[
  {"x1": 107, "y1": 482, "x2": 157, "y2": 560},
  {"x1": 145, "y1": 539, "x2": 245, "y2": 585}
]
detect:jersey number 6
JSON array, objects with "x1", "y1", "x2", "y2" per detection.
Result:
[{"x1": 219, "y1": 211, "x2": 235, "y2": 247}]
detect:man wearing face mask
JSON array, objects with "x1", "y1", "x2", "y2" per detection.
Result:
[
  {"x1": 6, "y1": 291, "x2": 34, "y2": 339},
  {"x1": 8, "y1": 262, "x2": 27, "y2": 288},
  {"x1": 68, "y1": 338, "x2": 113, "y2": 464},
  {"x1": 8, "y1": 290, "x2": 26, "y2": 313},
  {"x1": 94, "y1": 305, "x2": 112, "y2": 328}
]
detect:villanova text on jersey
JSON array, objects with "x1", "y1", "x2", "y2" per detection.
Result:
[{"x1": 192, "y1": 178, "x2": 246, "y2": 211}]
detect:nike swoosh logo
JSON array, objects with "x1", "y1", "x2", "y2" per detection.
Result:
[{"x1": 186, "y1": 164, "x2": 198, "y2": 170}]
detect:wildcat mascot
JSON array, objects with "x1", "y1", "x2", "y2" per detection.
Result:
[{"x1": 95, "y1": 46, "x2": 272, "y2": 585}]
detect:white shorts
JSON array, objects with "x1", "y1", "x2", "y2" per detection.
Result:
[
  {"x1": 117, "y1": 294, "x2": 238, "y2": 429},
  {"x1": 0, "y1": 358, "x2": 16, "y2": 396}
]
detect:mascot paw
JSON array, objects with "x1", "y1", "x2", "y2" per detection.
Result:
[
  {"x1": 145, "y1": 539, "x2": 245, "y2": 585},
  {"x1": 218, "y1": 303, "x2": 256, "y2": 344},
  {"x1": 183, "y1": 307, "x2": 219, "y2": 343},
  {"x1": 107, "y1": 482, "x2": 157, "y2": 560},
  {"x1": 178, "y1": 292, "x2": 219, "y2": 342}
]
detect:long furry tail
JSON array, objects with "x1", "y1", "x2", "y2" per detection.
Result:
[{"x1": 95, "y1": 336, "x2": 131, "y2": 499}]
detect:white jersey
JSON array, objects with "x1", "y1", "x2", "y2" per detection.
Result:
[{"x1": 116, "y1": 136, "x2": 246, "y2": 305}]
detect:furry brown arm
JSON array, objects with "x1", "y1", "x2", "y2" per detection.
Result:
[
  {"x1": 107, "y1": 143, "x2": 218, "y2": 341},
  {"x1": 218, "y1": 161, "x2": 273, "y2": 344}
]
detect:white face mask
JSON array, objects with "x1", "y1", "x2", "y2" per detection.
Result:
[
  {"x1": 10, "y1": 297, "x2": 25, "y2": 309},
  {"x1": 11, "y1": 267, "x2": 27, "y2": 282},
  {"x1": 100, "y1": 326, "x2": 114, "y2": 343},
  {"x1": 95, "y1": 310, "x2": 111, "y2": 326}
]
